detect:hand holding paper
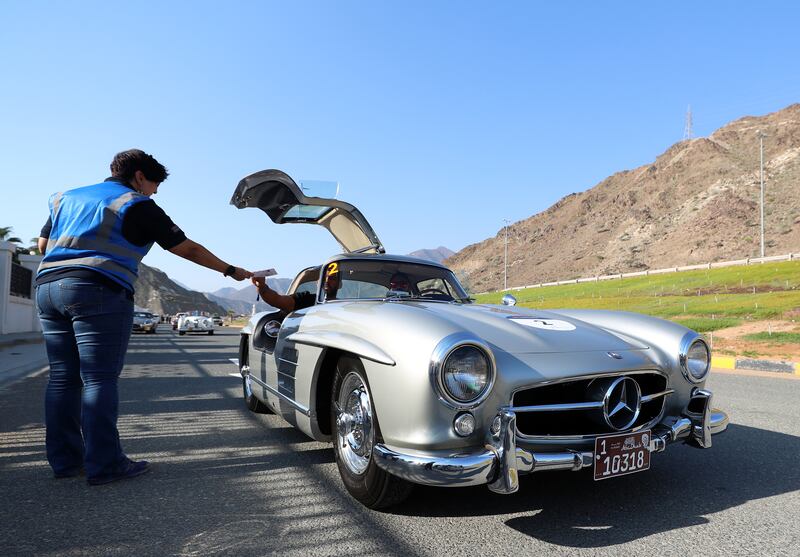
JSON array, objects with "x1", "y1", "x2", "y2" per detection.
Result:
[{"x1": 252, "y1": 269, "x2": 276, "y2": 301}]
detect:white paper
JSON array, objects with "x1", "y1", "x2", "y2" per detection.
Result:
[{"x1": 252, "y1": 268, "x2": 277, "y2": 278}]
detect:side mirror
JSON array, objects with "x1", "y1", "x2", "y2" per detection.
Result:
[{"x1": 502, "y1": 294, "x2": 517, "y2": 306}]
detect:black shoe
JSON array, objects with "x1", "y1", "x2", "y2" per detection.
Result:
[{"x1": 87, "y1": 460, "x2": 151, "y2": 486}]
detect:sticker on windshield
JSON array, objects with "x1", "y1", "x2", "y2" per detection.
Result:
[{"x1": 510, "y1": 318, "x2": 576, "y2": 331}]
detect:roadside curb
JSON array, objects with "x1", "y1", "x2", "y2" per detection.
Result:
[
  {"x1": 0, "y1": 358, "x2": 49, "y2": 389},
  {"x1": 711, "y1": 355, "x2": 799, "y2": 375},
  {"x1": 0, "y1": 334, "x2": 44, "y2": 350}
]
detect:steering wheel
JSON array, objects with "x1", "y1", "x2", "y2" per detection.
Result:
[{"x1": 418, "y1": 288, "x2": 449, "y2": 297}]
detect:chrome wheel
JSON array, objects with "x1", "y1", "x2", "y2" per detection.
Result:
[
  {"x1": 243, "y1": 368, "x2": 254, "y2": 397},
  {"x1": 330, "y1": 356, "x2": 412, "y2": 508},
  {"x1": 335, "y1": 371, "x2": 374, "y2": 475},
  {"x1": 240, "y1": 335, "x2": 271, "y2": 414}
]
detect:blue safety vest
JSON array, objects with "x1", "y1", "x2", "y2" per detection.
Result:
[{"x1": 37, "y1": 180, "x2": 154, "y2": 291}]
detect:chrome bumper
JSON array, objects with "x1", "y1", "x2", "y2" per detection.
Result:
[{"x1": 373, "y1": 389, "x2": 728, "y2": 495}]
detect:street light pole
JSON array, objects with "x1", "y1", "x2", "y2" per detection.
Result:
[
  {"x1": 758, "y1": 131, "x2": 766, "y2": 258},
  {"x1": 503, "y1": 219, "x2": 510, "y2": 290}
]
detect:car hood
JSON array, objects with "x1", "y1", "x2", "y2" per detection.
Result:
[
  {"x1": 230, "y1": 169, "x2": 384, "y2": 254},
  {"x1": 417, "y1": 302, "x2": 643, "y2": 354},
  {"x1": 302, "y1": 300, "x2": 644, "y2": 356}
]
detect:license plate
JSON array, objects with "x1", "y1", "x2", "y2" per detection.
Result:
[{"x1": 593, "y1": 430, "x2": 651, "y2": 480}]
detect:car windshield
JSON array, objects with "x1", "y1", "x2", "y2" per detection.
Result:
[
  {"x1": 134, "y1": 312, "x2": 152, "y2": 318},
  {"x1": 320, "y1": 259, "x2": 470, "y2": 303}
]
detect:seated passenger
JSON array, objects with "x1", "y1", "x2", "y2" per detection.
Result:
[
  {"x1": 252, "y1": 264, "x2": 340, "y2": 312},
  {"x1": 387, "y1": 272, "x2": 412, "y2": 296}
]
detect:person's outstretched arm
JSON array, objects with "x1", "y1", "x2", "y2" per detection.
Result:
[
  {"x1": 252, "y1": 277, "x2": 296, "y2": 312},
  {"x1": 169, "y1": 239, "x2": 251, "y2": 281}
]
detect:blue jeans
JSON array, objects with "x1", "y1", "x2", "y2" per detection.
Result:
[{"x1": 36, "y1": 277, "x2": 134, "y2": 479}]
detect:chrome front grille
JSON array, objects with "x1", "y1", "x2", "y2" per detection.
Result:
[{"x1": 511, "y1": 371, "x2": 671, "y2": 438}]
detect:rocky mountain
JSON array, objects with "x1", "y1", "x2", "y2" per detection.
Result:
[
  {"x1": 204, "y1": 292, "x2": 271, "y2": 315},
  {"x1": 210, "y1": 280, "x2": 292, "y2": 301},
  {"x1": 447, "y1": 104, "x2": 800, "y2": 293},
  {"x1": 133, "y1": 264, "x2": 227, "y2": 316},
  {"x1": 132, "y1": 263, "x2": 294, "y2": 316},
  {"x1": 408, "y1": 246, "x2": 455, "y2": 264},
  {"x1": 205, "y1": 279, "x2": 292, "y2": 315},
  {"x1": 209, "y1": 286, "x2": 241, "y2": 300}
]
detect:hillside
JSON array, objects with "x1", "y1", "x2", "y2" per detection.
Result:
[
  {"x1": 133, "y1": 263, "x2": 227, "y2": 316},
  {"x1": 474, "y1": 260, "x2": 800, "y2": 361},
  {"x1": 408, "y1": 246, "x2": 455, "y2": 264},
  {"x1": 447, "y1": 104, "x2": 800, "y2": 292},
  {"x1": 132, "y1": 264, "x2": 296, "y2": 316},
  {"x1": 205, "y1": 279, "x2": 291, "y2": 315},
  {"x1": 209, "y1": 279, "x2": 292, "y2": 302}
]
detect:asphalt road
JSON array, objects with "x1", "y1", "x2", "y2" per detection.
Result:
[{"x1": 1, "y1": 327, "x2": 798, "y2": 556}]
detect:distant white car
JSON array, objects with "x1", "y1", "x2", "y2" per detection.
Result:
[
  {"x1": 172, "y1": 312, "x2": 187, "y2": 330},
  {"x1": 212, "y1": 315, "x2": 225, "y2": 326},
  {"x1": 177, "y1": 315, "x2": 215, "y2": 335}
]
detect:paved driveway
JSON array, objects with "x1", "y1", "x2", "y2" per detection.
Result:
[{"x1": 1, "y1": 328, "x2": 798, "y2": 556}]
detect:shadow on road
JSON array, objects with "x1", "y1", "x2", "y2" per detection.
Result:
[
  {"x1": 388, "y1": 423, "x2": 799, "y2": 547},
  {"x1": 0, "y1": 331, "x2": 414, "y2": 557},
  {"x1": 3, "y1": 328, "x2": 797, "y2": 554}
]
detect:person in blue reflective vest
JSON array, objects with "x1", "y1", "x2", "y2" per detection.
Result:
[{"x1": 36, "y1": 149, "x2": 253, "y2": 485}]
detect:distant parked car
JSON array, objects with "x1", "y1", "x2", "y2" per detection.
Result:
[
  {"x1": 132, "y1": 311, "x2": 158, "y2": 334},
  {"x1": 212, "y1": 314, "x2": 225, "y2": 326},
  {"x1": 172, "y1": 312, "x2": 187, "y2": 330},
  {"x1": 177, "y1": 314, "x2": 215, "y2": 335}
]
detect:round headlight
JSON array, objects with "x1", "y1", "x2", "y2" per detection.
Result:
[
  {"x1": 680, "y1": 336, "x2": 710, "y2": 383},
  {"x1": 442, "y1": 345, "x2": 491, "y2": 403}
]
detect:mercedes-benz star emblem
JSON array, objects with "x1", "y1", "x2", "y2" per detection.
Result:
[{"x1": 603, "y1": 377, "x2": 642, "y2": 431}]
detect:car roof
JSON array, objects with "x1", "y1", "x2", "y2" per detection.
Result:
[{"x1": 325, "y1": 252, "x2": 449, "y2": 269}]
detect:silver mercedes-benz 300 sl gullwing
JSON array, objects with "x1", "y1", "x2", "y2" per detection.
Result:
[{"x1": 230, "y1": 169, "x2": 729, "y2": 509}]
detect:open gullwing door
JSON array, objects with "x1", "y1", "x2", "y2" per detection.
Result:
[{"x1": 230, "y1": 169, "x2": 384, "y2": 254}]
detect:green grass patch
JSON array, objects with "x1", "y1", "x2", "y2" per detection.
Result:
[
  {"x1": 670, "y1": 317, "x2": 742, "y2": 332},
  {"x1": 473, "y1": 260, "x2": 800, "y2": 322},
  {"x1": 742, "y1": 332, "x2": 800, "y2": 344}
]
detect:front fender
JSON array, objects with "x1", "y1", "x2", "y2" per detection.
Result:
[
  {"x1": 287, "y1": 331, "x2": 395, "y2": 366},
  {"x1": 241, "y1": 310, "x2": 273, "y2": 336}
]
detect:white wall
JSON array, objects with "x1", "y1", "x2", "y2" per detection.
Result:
[
  {"x1": 0, "y1": 242, "x2": 42, "y2": 334},
  {"x1": 5, "y1": 297, "x2": 37, "y2": 333}
]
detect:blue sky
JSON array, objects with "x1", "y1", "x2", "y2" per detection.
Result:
[{"x1": 1, "y1": 1, "x2": 798, "y2": 292}]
